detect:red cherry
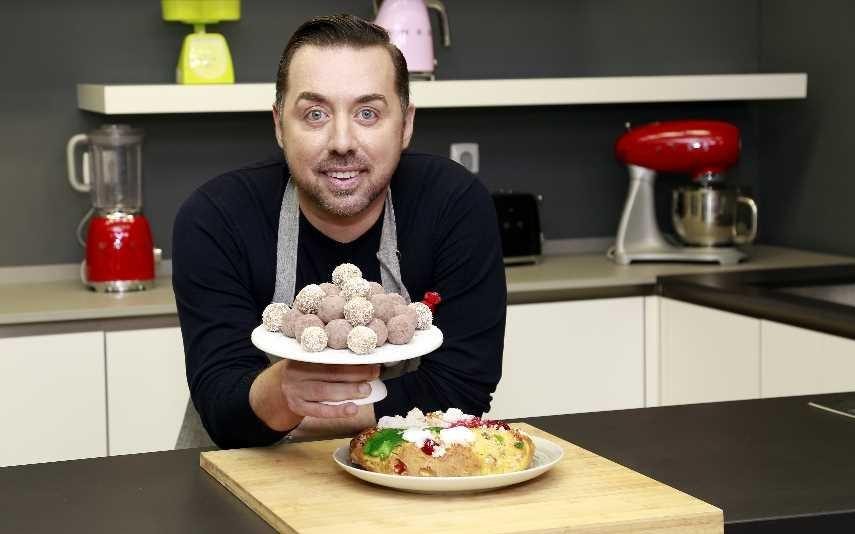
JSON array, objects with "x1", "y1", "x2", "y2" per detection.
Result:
[{"x1": 421, "y1": 291, "x2": 442, "y2": 313}]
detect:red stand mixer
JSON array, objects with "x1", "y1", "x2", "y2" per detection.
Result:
[
  {"x1": 610, "y1": 120, "x2": 758, "y2": 265},
  {"x1": 66, "y1": 125, "x2": 157, "y2": 292}
]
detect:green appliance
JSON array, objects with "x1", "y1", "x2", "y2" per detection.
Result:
[{"x1": 162, "y1": 0, "x2": 240, "y2": 84}]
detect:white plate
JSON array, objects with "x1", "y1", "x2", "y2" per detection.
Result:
[
  {"x1": 332, "y1": 435, "x2": 564, "y2": 493},
  {"x1": 251, "y1": 325, "x2": 443, "y2": 365}
]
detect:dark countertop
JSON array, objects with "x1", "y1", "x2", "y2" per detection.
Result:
[
  {"x1": 658, "y1": 263, "x2": 855, "y2": 340},
  {"x1": 3, "y1": 393, "x2": 855, "y2": 533}
]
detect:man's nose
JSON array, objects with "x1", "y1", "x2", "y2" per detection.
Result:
[{"x1": 328, "y1": 115, "x2": 356, "y2": 155}]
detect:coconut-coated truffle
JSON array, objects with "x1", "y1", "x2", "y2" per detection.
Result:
[
  {"x1": 294, "y1": 284, "x2": 326, "y2": 314},
  {"x1": 280, "y1": 308, "x2": 304, "y2": 338},
  {"x1": 408, "y1": 302, "x2": 433, "y2": 330},
  {"x1": 387, "y1": 314, "x2": 416, "y2": 345},
  {"x1": 300, "y1": 326, "x2": 328, "y2": 352},
  {"x1": 262, "y1": 302, "x2": 289, "y2": 332},
  {"x1": 317, "y1": 295, "x2": 346, "y2": 323},
  {"x1": 374, "y1": 299, "x2": 398, "y2": 323},
  {"x1": 367, "y1": 281, "x2": 385, "y2": 296},
  {"x1": 344, "y1": 296, "x2": 374, "y2": 326},
  {"x1": 332, "y1": 263, "x2": 362, "y2": 287},
  {"x1": 294, "y1": 314, "x2": 324, "y2": 341},
  {"x1": 341, "y1": 277, "x2": 370, "y2": 301},
  {"x1": 347, "y1": 325, "x2": 378, "y2": 355},
  {"x1": 392, "y1": 304, "x2": 418, "y2": 325},
  {"x1": 324, "y1": 319, "x2": 353, "y2": 350},
  {"x1": 368, "y1": 318, "x2": 388, "y2": 346},
  {"x1": 319, "y1": 282, "x2": 340, "y2": 297}
]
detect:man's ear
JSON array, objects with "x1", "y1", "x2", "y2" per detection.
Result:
[
  {"x1": 272, "y1": 104, "x2": 284, "y2": 149},
  {"x1": 401, "y1": 103, "x2": 416, "y2": 149}
]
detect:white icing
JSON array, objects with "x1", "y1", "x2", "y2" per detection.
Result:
[
  {"x1": 439, "y1": 426, "x2": 476, "y2": 446},
  {"x1": 402, "y1": 428, "x2": 431, "y2": 444},
  {"x1": 431, "y1": 445, "x2": 447, "y2": 458},
  {"x1": 441, "y1": 408, "x2": 475, "y2": 424}
]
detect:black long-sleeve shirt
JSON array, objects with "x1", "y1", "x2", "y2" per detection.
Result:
[{"x1": 172, "y1": 152, "x2": 507, "y2": 449}]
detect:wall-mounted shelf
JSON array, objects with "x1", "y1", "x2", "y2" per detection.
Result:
[{"x1": 77, "y1": 73, "x2": 807, "y2": 114}]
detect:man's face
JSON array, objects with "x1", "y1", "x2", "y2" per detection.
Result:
[{"x1": 273, "y1": 45, "x2": 415, "y2": 218}]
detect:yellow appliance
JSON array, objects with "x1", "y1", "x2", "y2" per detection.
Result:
[{"x1": 162, "y1": 0, "x2": 240, "y2": 84}]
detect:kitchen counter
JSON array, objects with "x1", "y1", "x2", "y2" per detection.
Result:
[
  {"x1": 2, "y1": 393, "x2": 853, "y2": 533},
  {"x1": 0, "y1": 245, "x2": 851, "y2": 327}
]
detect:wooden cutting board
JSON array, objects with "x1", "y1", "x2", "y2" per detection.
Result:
[{"x1": 200, "y1": 424, "x2": 722, "y2": 533}]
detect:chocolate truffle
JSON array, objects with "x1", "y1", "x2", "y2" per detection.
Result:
[
  {"x1": 294, "y1": 284, "x2": 325, "y2": 314},
  {"x1": 374, "y1": 299, "x2": 398, "y2": 323},
  {"x1": 344, "y1": 296, "x2": 374, "y2": 326},
  {"x1": 294, "y1": 314, "x2": 324, "y2": 341},
  {"x1": 300, "y1": 326, "x2": 328, "y2": 352},
  {"x1": 385, "y1": 293, "x2": 407, "y2": 307},
  {"x1": 347, "y1": 325, "x2": 378, "y2": 355},
  {"x1": 261, "y1": 302, "x2": 289, "y2": 332},
  {"x1": 387, "y1": 314, "x2": 416, "y2": 345},
  {"x1": 367, "y1": 281, "x2": 385, "y2": 296},
  {"x1": 369, "y1": 293, "x2": 390, "y2": 308},
  {"x1": 392, "y1": 304, "x2": 419, "y2": 325},
  {"x1": 341, "y1": 277, "x2": 370, "y2": 301},
  {"x1": 324, "y1": 319, "x2": 352, "y2": 350},
  {"x1": 368, "y1": 318, "x2": 388, "y2": 346},
  {"x1": 408, "y1": 302, "x2": 433, "y2": 330},
  {"x1": 317, "y1": 295, "x2": 346, "y2": 323},
  {"x1": 332, "y1": 263, "x2": 362, "y2": 287},
  {"x1": 280, "y1": 309, "x2": 304, "y2": 338},
  {"x1": 319, "y1": 282, "x2": 340, "y2": 297}
]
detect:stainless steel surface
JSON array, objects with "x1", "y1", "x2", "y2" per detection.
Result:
[
  {"x1": 672, "y1": 185, "x2": 758, "y2": 246},
  {"x1": 88, "y1": 279, "x2": 155, "y2": 293},
  {"x1": 776, "y1": 283, "x2": 855, "y2": 308}
]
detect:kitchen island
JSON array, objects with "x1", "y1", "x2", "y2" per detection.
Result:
[{"x1": 3, "y1": 393, "x2": 853, "y2": 533}]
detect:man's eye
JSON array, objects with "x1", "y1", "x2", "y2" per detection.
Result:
[
  {"x1": 306, "y1": 109, "x2": 327, "y2": 122},
  {"x1": 358, "y1": 109, "x2": 377, "y2": 121}
]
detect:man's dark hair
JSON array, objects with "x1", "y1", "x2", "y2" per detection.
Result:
[{"x1": 274, "y1": 14, "x2": 410, "y2": 113}]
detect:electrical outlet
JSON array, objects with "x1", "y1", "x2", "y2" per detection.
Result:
[{"x1": 450, "y1": 142, "x2": 479, "y2": 174}]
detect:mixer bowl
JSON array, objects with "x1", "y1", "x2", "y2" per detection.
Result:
[{"x1": 672, "y1": 185, "x2": 758, "y2": 246}]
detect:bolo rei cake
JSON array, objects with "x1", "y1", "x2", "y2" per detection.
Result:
[
  {"x1": 349, "y1": 408, "x2": 535, "y2": 477},
  {"x1": 260, "y1": 263, "x2": 441, "y2": 355}
]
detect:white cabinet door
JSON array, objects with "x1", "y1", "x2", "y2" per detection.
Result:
[
  {"x1": 659, "y1": 298, "x2": 760, "y2": 405},
  {"x1": 105, "y1": 327, "x2": 189, "y2": 455},
  {"x1": 486, "y1": 298, "x2": 645, "y2": 419},
  {"x1": 0, "y1": 332, "x2": 106, "y2": 467},
  {"x1": 761, "y1": 320, "x2": 855, "y2": 398}
]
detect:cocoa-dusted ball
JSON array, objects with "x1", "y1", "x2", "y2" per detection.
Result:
[
  {"x1": 387, "y1": 314, "x2": 415, "y2": 345},
  {"x1": 324, "y1": 319, "x2": 352, "y2": 350},
  {"x1": 385, "y1": 293, "x2": 407, "y2": 306},
  {"x1": 408, "y1": 302, "x2": 433, "y2": 330},
  {"x1": 293, "y1": 314, "x2": 324, "y2": 341},
  {"x1": 294, "y1": 284, "x2": 325, "y2": 314},
  {"x1": 300, "y1": 326, "x2": 328, "y2": 352},
  {"x1": 332, "y1": 263, "x2": 362, "y2": 287},
  {"x1": 317, "y1": 295, "x2": 346, "y2": 323},
  {"x1": 347, "y1": 325, "x2": 378, "y2": 355},
  {"x1": 392, "y1": 304, "x2": 418, "y2": 325},
  {"x1": 374, "y1": 299, "x2": 398, "y2": 323},
  {"x1": 280, "y1": 308, "x2": 304, "y2": 338},
  {"x1": 341, "y1": 277, "x2": 370, "y2": 301},
  {"x1": 369, "y1": 293, "x2": 390, "y2": 308},
  {"x1": 367, "y1": 281, "x2": 385, "y2": 296},
  {"x1": 319, "y1": 282, "x2": 340, "y2": 297},
  {"x1": 262, "y1": 302, "x2": 289, "y2": 332},
  {"x1": 344, "y1": 296, "x2": 374, "y2": 326},
  {"x1": 368, "y1": 318, "x2": 388, "y2": 346}
]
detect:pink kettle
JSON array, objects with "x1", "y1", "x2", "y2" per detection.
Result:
[{"x1": 373, "y1": 0, "x2": 451, "y2": 79}]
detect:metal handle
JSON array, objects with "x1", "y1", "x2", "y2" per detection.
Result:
[
  {"x1": 66, "y1": 133, "x2": 91, "y2": 193},
  {"x1": 425, "y1": 0, "x2": 451, "y2": 47},
  {"x1": 733, "y1": 195, "x2": 758, "y2": 244}
]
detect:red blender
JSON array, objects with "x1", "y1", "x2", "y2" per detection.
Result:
[
  {"x1": 609, "y1": 120, "x2": 757, "y2": 265},
  {"x1": 66, "y1": 125, "x2": 157, "y2": 292}
]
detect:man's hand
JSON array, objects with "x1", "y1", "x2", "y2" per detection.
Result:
[{"x1": 249, "y1": 359, "x2": 380, "y2": 432}]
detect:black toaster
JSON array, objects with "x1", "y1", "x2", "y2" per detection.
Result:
[{"x1": 492, "y1": 192, "x2": 543, "y2": 265}]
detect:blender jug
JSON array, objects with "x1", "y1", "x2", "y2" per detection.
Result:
[{"x1": 66, "y1": 125, "x2": 156, "y2": 292}]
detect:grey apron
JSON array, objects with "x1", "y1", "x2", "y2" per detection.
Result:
[{"x1": 175, "y1": 179, "x2": 417, "y2": 449}]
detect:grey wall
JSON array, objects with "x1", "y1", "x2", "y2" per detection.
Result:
[
  {"x1": 757, "y1": 0, "x2": 855, "y2": 256},
  {"x1": 0, "y1": 0, "x2": 761, "y2": 267}
]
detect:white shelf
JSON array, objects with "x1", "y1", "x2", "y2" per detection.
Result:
[{"x1": 77, "y1": 73, "x2": 807, "y2": 114}]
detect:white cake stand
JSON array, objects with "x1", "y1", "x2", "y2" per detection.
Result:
[{"x1": 250, "y1": 325, "x2": 443, "y2": 405}]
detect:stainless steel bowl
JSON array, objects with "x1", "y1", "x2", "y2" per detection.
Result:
[{"x1": 672, "y1": 185, "x2": 757, "y2": 246}]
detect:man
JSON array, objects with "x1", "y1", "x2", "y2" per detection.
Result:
[{"x1": 172, "y1": 14, "x2": 506, "y2": 449}]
